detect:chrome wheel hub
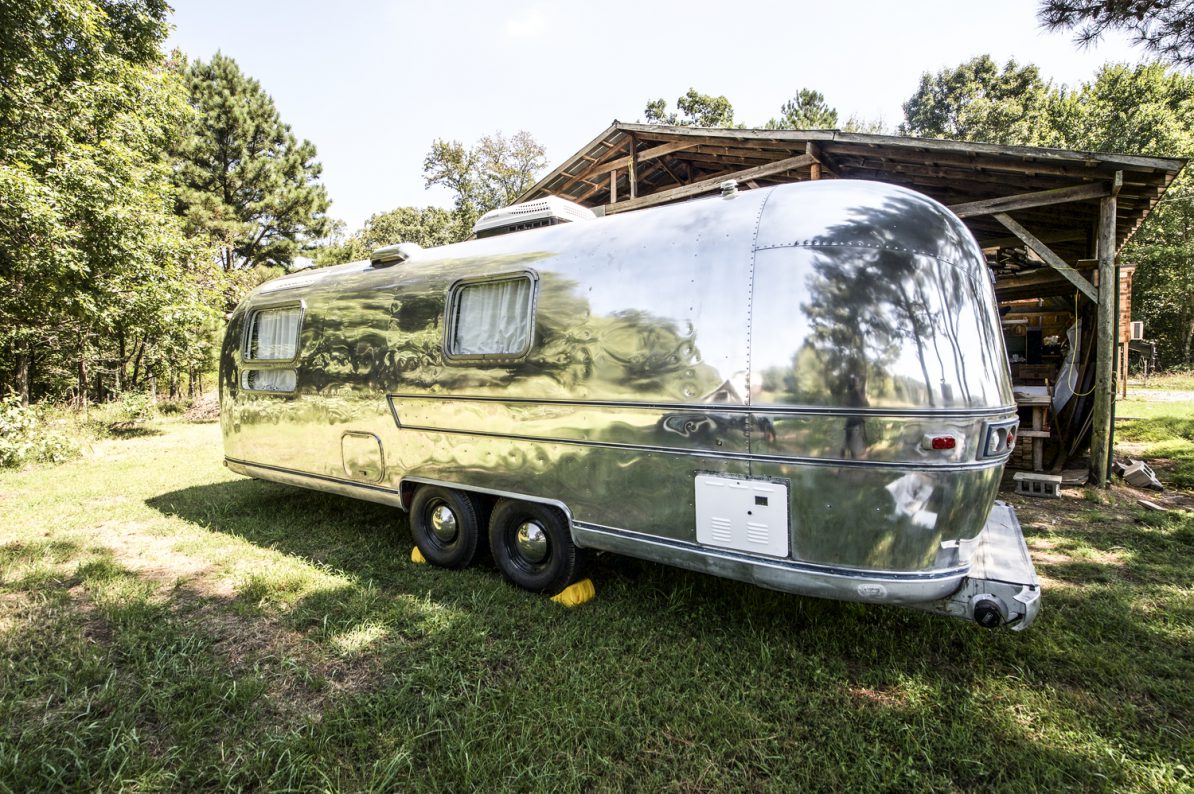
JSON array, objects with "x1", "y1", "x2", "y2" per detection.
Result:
[
  {"x1": 429, "y1": 504, "x2": 458, "y2": 542},
  {"x1": 515, "y1": 521, "x2": 549, "y2": 564}
]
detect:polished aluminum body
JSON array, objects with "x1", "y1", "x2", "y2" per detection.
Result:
[{"x1": 221, "y1": 180, "x2": 1034, "y2": 624}]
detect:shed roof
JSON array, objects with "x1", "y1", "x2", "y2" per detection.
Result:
[{"x1": 518, "y1": 122, "x2": 1185, "y2": 266}]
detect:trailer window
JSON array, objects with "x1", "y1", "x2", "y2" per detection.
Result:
[
  {"x1": 446, "y1": 275, "x2": 535, "y2": 359},
  {"x1": 245, "y1": 306, "x2": 302, "y2": 361},
  {"x1": 240, "y1": 369, "x2": 297, "y2": 392}
]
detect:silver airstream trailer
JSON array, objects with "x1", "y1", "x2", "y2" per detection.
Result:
[{"x1": 220, "y1": 180, "x2": 1040, "y2": 629}]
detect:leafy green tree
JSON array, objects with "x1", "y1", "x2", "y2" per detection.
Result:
[
  {"x1": 900, "y1": 55, "x2": 1054, "y2": 145},
  {"x1": 901, "y1": 57, "x2": 1194, "y2": 369},
  {"x1": 1050, "y1": 63, "x2": 1194, "y2": 368},
  {"x1": 1128, "y1": 197, "x2": 1194, "y2": 366},
  {"x1": 765, "y1": 89, "x2": 839, "y2": 129},
  {"x1": 644, "y1": 89, "x2": 737, "y2": 127},
  {"x1": 174, "y1": 52, "x2": 331, "y2": 273},
  {"x1": 0, "y1": 0, "x2": 220, "y2": 405},
  {"x1": 1039, "y1": 0, "x2": 1194, "y2": 67},
  {"x1": 842, "y1": 115, "x2": 891, "y2": 134},
  {"x1": 1047, "y1": 62, "x2": 1194, "y2": 155},
  {"x1": 315, "y1": 206, "x2": 458, "y2": 265},
  {"x1": 423, "y1": 131, "x2": 547, "y2": 238}
]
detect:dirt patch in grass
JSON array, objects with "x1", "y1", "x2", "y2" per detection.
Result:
[
  {"x1": 74, "y1": 518, "x2": 388, "y2": 723},
  {"x1": 88, "y1": 519, "x2": 221, "y2": 593},
  {"x1": 847, "y1": 685, "x2": 906, "y2": 709},
  {"x1": 184, "y1": 394, "x2": 220, "y2": 423}
]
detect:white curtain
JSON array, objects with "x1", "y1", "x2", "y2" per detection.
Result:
[
  {"x1": 451, "y1": 279, "x2": 532, "y2": 356},
  {"x1": 249, "y1": 307, "x2": 302, "y2": 360}
]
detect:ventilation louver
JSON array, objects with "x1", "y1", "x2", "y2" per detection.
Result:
[{"x1": 473, "y1": 196, "x2": 596, "y2": 238}]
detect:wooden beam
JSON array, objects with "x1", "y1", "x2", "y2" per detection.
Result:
[
  {"x1": 636, "y1": 140, "x2": 697, "y2": 161},
  {"x1": 515, "y1": 123, "x2": 621, "y2": 203},
  {"x1": 805, "y1": 141, "x2": 839, "y2": 178},
  {"x1": 612, "y1": 122, "x2": 830, "y2": 145},
  {"x1": 629, "y1": 133, "x2": 638, "y2": 199},
  {"x1": 994, "y1": 213, "x2": 1098, "y2": 302},
  {"x1": 560, "y1": 139, "x2": 631, "y2": 187},
  {"x1": 609, "y1": 170, "x2": 617, "y2": 204},
  {"x1": 827, "y1": 150, "x2": 1138, "y2": 182},
  {"x1": 604, "y1": 153, "x2": 816, "y2": 214},
  {"x1": 655, "y1": 156, "x2": 682, "y2": 185},
  {"x1": 993, "y1": 265, "x2": 1096, "y2": 301},
  {"x1": 973, "y1": 229, "x2": 1087, "y2": 250},
  {"x1": 829, "y1": 130, "x2": 1183, "y2": 173},
  {"x1": 949, "y1": 182, "x2": 1112, "y2": 219},
  {"x1": 560, "y1": 140, "x2": 695, "y2": 188},
  {"x1": 1090, "y1": 187, "x2": 1119, "y2": 485}
]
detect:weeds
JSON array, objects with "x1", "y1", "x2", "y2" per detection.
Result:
[{"x1": 0, "y1": 393, "x2": 79, "y2": 468}]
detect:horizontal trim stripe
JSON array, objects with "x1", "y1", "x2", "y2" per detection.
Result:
[
  {"x1": 225, "y1": 456, "x2": 398, "y2": 496},
  {"x1": 391, "y1": 420, "x2": 1008, "y2": 472},
  {"x1": 572, "y1": 522, "x2": 969, "y2": 582},
  {"x1": 387, "y1": 392, "x2": 1015, "y2": 420}
]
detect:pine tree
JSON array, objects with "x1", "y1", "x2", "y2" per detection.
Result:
[
  {"x1": 174, "y1": 52, "x2": 331, "y2": 273},
  {"x1": 765, "y1": 89, "x2": 840, "y2": 130}
]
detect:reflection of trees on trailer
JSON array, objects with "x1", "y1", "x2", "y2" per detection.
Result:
[{"x1": 221, "y1": 180, "x2": 1039, "y2": 630}]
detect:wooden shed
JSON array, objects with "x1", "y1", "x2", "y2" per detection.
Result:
[{"x1": 517, "y1": 122, "x2": 1186, "y2": 483}]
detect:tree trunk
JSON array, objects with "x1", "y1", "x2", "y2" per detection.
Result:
[
  {"x1": 116, "y1": 329, "x2": 126, "y2": 393},
  {"x1": 131, "y1": 339, "x2": 145, "y2": 388},
  {"x1": 76, "y1": 330, "x2": 89, "y2": 408},
  {"x1": 14, "y1": 348, "x2": 30, "y2": 406},
  {"x1": 1184, "y1": 318, "x2": 1194, "y2": 366}
]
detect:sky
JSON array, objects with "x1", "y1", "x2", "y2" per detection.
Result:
[{"x1": 165, "y1": 0, "x2": 1147, "y2": 232}]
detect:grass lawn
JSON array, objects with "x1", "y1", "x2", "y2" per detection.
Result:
[
  {"x1": 1117, "y1": 392, "x2": 1194, "y2": 489},
  {"x1": 1, "y1": 408, "x2": 1192, "y2": 791}
]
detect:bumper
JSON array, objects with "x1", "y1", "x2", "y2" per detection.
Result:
[{"x1": 915, "y1": 501, "x2": 1041, "y2": 630}]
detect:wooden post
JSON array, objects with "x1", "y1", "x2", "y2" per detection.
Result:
[
  {"x1": 609, "y1": 170, "x2": 617, "y2": 204},
  {"x1": 1089, "y1": 191, "x2": 1118, "y2": 486},
  {"x1": 810, "y1": 162, "x2": 822, "y2": 180},
  {"x1": 628, "y1": 134, "x2": 638, "y2": 199}
]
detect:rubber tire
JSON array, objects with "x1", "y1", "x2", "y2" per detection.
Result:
[
  {"x1": 409, "y1": 486, "x2": 483, "y2": 569},
  {"x1": 488, "y1": 498, "x2": 582, "y2": 594}
]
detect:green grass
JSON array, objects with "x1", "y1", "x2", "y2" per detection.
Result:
[
  {"x1": 1, "y1": 420, "x2": 1192, "y2": 791},
  {"x1": 1117, "y1": 394, "x2": 1194, "y2": 488},
  {"x1": 1132, "y1": 370, "x2": 1194, "y2": 392}
]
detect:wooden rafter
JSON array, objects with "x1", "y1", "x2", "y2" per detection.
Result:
[
  {"x1": 604, "y1": 153, "x2": 816, "y2": 215},
  {"x1": 994, "y1": 213, "x2": 1097, "y2": 302},
  {"x1": 948, "y1": 182, "x2": 1112, "y2": 218},
  {"x1": 559, "y1": 140, "x2": 698, "y2": 190},
  {"x1": 518, "y1": 122, "x2": 1184, "y2": 260}
]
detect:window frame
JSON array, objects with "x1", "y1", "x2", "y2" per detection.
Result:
[
  {"x1": 241, "y1": 300, "x2": 306, "y2": 365},
  {"x1": 442, "y1": 271, "x2": 539, "y2": 364},
  {"x1": 239, "y1": 300, "x2": 305, "y2": 394}
]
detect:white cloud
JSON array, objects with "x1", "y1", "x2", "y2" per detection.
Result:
[{"x1": 504, "y1": 8, "x2": 548, "y2": 39}]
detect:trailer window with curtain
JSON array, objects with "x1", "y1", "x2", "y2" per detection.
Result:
[
  {"x1": 241, "y1": 305, "x2": 302, "y2": 393},
  {"x1": 244, "y1": 306, "x2": 303, "y2": 361},
  {"x1": 446, "y1": 274, "x2": 536, "y2": 359}
]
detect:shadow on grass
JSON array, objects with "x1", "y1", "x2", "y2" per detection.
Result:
[{"x1": 133, "y1": 478, "x2": 1194, "y2": 788}]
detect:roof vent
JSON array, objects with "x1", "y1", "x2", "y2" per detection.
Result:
[
  {"x1": 473, "y1": 196, "x2": 596, "y2": 238},
  {"x1": 370, "y1": 242, "x2": 423, "y2": 267}
]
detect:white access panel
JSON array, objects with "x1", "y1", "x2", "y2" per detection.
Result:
[{"x1": 694, "y1": 474, "x2": 790, "y2": 558}]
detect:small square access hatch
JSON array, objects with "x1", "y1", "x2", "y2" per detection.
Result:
[{"x1": 695, "y1": 474, "x2": 790, "y2": 558}]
